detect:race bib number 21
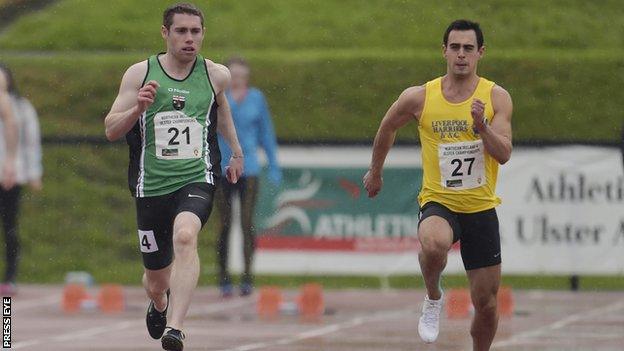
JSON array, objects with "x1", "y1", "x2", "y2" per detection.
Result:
[
  {"x1": 154, "y1": 111, "x2": 204, "y2": 160},
  {"x1": 438, "y1": 140, "x2": 486, "y2": 190}
]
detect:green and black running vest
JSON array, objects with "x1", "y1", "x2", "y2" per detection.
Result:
[{"x1": 126, "y1": 53, "x2": 221, "y2": 197}]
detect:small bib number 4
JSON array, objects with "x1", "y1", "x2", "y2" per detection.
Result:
[
  {"x1": 138, "y1": 230, "x2": 158, "y2": 253},
  {"x1": 154, "y1": 111, "x2": 204, "y2": 160},
  {"x1": 438, "y1": 140, "x2": 486, "y2": 190}
]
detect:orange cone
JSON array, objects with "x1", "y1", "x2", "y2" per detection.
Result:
[
  {"x1": 497, "y1": 286, "x2": 514, "y2": 317},
  {"x1": 98, "y1": 284, "x2": 125, "y2": 314},
  {"x1": 446, "y1": 288, "x2": 472, "y2": 319},
  {"x1": 257, "y1": 286, "x2": 282, "y2": 319},
  {"x1": 297, "y1": 283, "x2": 324, "y2": 321},
  {"x1": 62, "y1": 284, "x2": 87, "y2": 313}
]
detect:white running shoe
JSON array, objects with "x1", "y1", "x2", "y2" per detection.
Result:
[{"x1": 418, "y1": 292, "x2": 444, "y2": 343}]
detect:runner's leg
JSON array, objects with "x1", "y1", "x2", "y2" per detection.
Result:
[
  {"x1": 0, "y1": 186, "x2": 21, "y2": 284},
  {"x1": 467, "y1": 264, "x2": 501, "y2": 351},
  {"x1": 240, "y1": 177, "x2": 259, "y2": 286},
  {"x1": 216, "y1": 180, "x2": 234, "y2": 286},
  {"x1": 143, "y1": 265, "x2": 171, "y2": 312},
  {"x1": 167, "y1": 211, "x2": 202, "y2": 330},
  {"x1": 418, "y1": 215, "x2": 453, "y2": 300}
]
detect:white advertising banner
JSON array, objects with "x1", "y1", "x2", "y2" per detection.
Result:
[
  {"x1": 497, "y1": 146, "x2": 624, "y2": 274},
  {"x1": 227, "y1": 146, "x2": 624, "y2": 275}
]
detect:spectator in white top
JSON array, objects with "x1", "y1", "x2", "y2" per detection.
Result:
[{"x1": 0, "y1": 64, "x2": 42, "y2": 295}]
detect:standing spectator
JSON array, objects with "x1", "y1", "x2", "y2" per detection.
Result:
[
  {"x1": 216, "y1": 57, "x2": 281, "y2": 297},
  {"x1": 621, "y1": 123, "x2": 624, "y2": 170},
  {"x1": 0, "y1": 64, "x2": 42, "y2": 295}
]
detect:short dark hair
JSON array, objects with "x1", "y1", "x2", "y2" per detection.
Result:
[
  {"x1": 443, "y1": 19, "x2": 484, "y2": 49},
  {"x1": 225, "y1": 56, "x2": 249, "y2": 69},
  {"x1": 0, "y1": 63, "x2": 19, "y2": 97},
  {"x1": 163, "y1": 3, "x2": 204, "y2": 30}
]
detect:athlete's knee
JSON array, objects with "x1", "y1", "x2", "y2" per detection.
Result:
[
  {"x1": 472, "y1": 292, "x2": 497, "y2": 316},
  {"x1": 145, "y1": 276, "x2": 169, "y2": 296},
  {"x1": 419, "y1": 231, "x2": 451, "y2": 257},
  {"x1": 173, "y1": 227, "x2": 197, "y2": 249},
  {"x1": 418, "y1": 218, "x2": 452, "y2": 255}
]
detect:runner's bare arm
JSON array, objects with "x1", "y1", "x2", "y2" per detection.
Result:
[
  {"x1": 209, "y1": 62, "x2": 242, "y2": 156},
  {"x1": 208, "y1": 60, "x2": 243, "y2": 183},
  {"x1": 472, "y1": 86, "x2": 513, "y2": 164},
  {"x1": 364, "y1": 86, "x2": 424, "y2": 197},
  {"x1": 0, "y1": 71, "x2": 17, "y2": 189},
  {"x1": 104, "y1": 61, "x2": 159, "y2": 141}
]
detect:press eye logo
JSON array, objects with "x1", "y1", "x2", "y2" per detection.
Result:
[{"x1": 2, "y1": 297, "x2": 10, "y2": 349}]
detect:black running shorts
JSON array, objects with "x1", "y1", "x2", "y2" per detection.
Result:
[
  {"x1": 418, "y1": 201, "x2": 501, "y2": 271},
  {"x1": 135, "y1": 182, "x2": 216, "y2": 270}
]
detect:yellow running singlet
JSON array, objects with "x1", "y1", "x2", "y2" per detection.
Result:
[{"x1": 417, "y1": 77, "x2": 501, "y2": 213}]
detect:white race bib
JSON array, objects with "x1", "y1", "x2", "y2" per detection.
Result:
[
  {"x1": 138, "y1": 230, "x2": 159, "y2": 253},
  {"x1": 438, "y1": 140, "x2": 486, "y2": 190},
  {"x1": 154, "y1": 111, "x2": 204, "y2": 160}
]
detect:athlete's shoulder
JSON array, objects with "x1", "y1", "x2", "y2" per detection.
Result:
[
  {"x1": 492, "y1": 84, "x2": 510, "y2": 97},
  {"x1": 492, "y1": 84, "x2": 512, "y2": 104},
  {"x1": 398, "y1": 84, "x2": 426, "y2": 105},
  {"x1": 204, "y1": 59, "x2": 230, "y2": 93},
  {"x1": 391, "y1": 85, "x2": 426, "y2": 121},
  {"x1": 126, "y1": 60, "x2": 148, "y2": 75},
  {"x1": 491, "y1": 84, "x2": 513, "y2": 116},
  {"x1": 122, "y1": 60, "x2": 149, "y2": 87}
]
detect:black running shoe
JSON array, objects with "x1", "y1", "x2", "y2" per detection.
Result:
[
  {"x1": 146, "y1": 289, "x2": 170, "y2": 339},
  {"x1": 161, "y1": 327, "x2": 185, "y2": 351}
]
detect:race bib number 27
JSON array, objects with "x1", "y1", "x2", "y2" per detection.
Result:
[
  {"x1": 154, "y1": 111, "x2": 204, "y2": 160},
  {"x1": 438, "y1": 140, "x2": 486, "y2": 190}
]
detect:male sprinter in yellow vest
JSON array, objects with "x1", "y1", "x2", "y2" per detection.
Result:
[{"x1": 364, "y1": 20, "x2": 512, "y2": 350}]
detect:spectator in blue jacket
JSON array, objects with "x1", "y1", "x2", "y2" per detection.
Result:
[{"x1": 216, "y1": 57, "x2": 281, "y2": 297}]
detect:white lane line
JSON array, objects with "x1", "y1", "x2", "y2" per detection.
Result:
[
  {"x1": 492, "y1": 299, "x2": 624, "y2": 348},
  {"x1": 189, "y1": 299, "x2": 251, "y2": 315},
  {"x1": 8, "y1": 340, "x2": 40, "y2": 349},
  {"x1": 12, "y1": 298, "x2": 253, "y2": 350},
  {"x1": 230, "y1": 342, "x2": 271, "y2": 351},
  {"x1": 52, "y1": 320, "x2": 137, "y2": 342},
  {"x1": 529, "y1": 331, "x2": 624, "y2": 340},
  {"x1": 13, "y1": 295, "x2": 59, "y2": 312},
  {"x1": 12, "y1": 320, "x2": 139, "y2": 350},
  {"x1": 216, "y1": 306, "x2": 419, "y2": 351}
]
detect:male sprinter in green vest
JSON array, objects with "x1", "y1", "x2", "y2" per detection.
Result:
[{"x1": 104, "y1": 3, "x2": 243, "y2": 350}]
